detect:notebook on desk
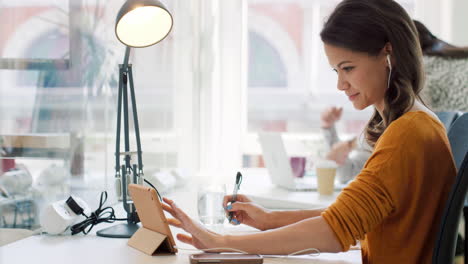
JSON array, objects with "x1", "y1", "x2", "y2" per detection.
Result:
[{"x1": 258, "y1": 132, "x2": 346, "y2": 191}]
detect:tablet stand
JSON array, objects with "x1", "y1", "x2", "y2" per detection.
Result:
[{"x1": 128, "y1": 227, "x2": 174, "y2": 255}]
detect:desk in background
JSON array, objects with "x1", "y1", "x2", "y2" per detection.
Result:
[{"x1": 239, "y1": 168, "x2": 340, "y2": 210}]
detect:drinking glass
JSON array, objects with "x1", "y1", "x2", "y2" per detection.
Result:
[{"x1": 197, "y1": 184, "x2": 226, "y2": 225}]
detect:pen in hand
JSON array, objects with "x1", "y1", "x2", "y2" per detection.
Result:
[{"x1": 228, "y1": 171, "x2": 243, "y2": 224}]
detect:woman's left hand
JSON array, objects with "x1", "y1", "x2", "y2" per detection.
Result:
[{"x1": 162, "y1": 197, "x2": 223, "y2": 251}]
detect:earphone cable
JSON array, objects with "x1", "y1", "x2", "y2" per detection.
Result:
[{"x1": 173, "y1": 246, "x2": 321, "y2": 258}]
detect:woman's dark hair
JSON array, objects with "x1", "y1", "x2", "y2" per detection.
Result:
[
  {"x1": 320, "y1": 0, "x2": 424, "y2": 147},
  {"x1": 413, "y1": 20, "x2": 468, "y2": 58}
]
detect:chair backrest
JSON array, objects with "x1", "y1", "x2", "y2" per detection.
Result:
[
  {"x1": 435, "y1": 111, "x2": 462, "y2": 131},
  {"x1": 432, "y1": 152, "x2": 468, "y2": 264},
  {"x1": 447, "y1": 113, "x2": 468, "y2": 170},
  {"x1": 433, "y1": 113, "x2": 468, "y2": 263}
]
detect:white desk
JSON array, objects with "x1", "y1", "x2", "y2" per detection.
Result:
[
  {"x1": 0, "y1": 172, "x2": 361, "y2": 264},
  {"x1": 0, "y1": 234, "x2": 361, "y2": 264}
]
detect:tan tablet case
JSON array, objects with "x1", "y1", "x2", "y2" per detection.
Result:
[{"x1": 127, "y1": 184, "x2": 177, "y2": 255}]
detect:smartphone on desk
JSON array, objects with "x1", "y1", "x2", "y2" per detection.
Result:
[{"x1": 190, "y1": 253, "x2": 263, "y2": 264}]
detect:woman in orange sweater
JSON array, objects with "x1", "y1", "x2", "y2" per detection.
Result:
[{"x1": 162, "y1": 0, "x2": 456, "y2": 263}]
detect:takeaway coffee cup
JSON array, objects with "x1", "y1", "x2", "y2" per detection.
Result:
[{"x1": 315, "y1": 159, "x2": 338, "y2": 195}]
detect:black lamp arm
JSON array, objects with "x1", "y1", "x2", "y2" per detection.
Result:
[
  {"x1": 128, "y1": 66, "x2": 143, "y2": 173},
  {"x1": 114, "y1": 46, "x2": 144, "y2": 220}
]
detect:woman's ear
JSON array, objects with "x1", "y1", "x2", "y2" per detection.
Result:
[
  {"x1": 383, "y1": 42, "x2": 393, "y2": 54},
  {"x1": 382, "y1": 42, "x2": 393, "y2": 68}
]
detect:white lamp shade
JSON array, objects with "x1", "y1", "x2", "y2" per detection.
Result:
[{"x1": 115, "y1": 0, "x2": 173, "y2": 48}]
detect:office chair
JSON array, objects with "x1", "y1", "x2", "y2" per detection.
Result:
[
  {"x1": 432, "y1": 152, "x2": 468, "y2": 264},
  {"x1": 450, "y1": 113, "x2": 468, "y2": 264},
  {"x1": 447, "y1": 113, "x2": 468, "y2": 170},
  {"x1": 435, "y1": 111, "x2": 462, "y2": 131},
  {"x1": 432, "y1": 113, "x2": 468, "y2": 264}
]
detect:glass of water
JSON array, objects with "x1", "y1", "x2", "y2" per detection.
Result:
[{"x1": 197, "y1": 184, "x2": 226, "y2": 226}]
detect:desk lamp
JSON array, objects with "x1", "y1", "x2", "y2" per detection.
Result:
[{"x1": 97, "y1": 0, "x2": 173, "y2": 238}]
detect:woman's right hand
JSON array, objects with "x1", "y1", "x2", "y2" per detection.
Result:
[{"x1": 223, "y1": 194, "x2": 272, "y2": 231}]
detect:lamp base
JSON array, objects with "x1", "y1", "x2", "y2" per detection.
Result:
[{"x1": 96, "y1": 223, "x2": 140, "y2": 238}]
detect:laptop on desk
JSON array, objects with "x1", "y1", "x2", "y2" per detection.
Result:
[{"x1": 257, "y1": 132, "x2": 346, "y2": 191}]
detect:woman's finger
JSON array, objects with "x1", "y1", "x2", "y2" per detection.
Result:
[
  {"x1": 176, "y1": 233, "x2": 194, "y2": 245},
  {"x1": 223, "y1": 194, "x2": 251, "y2": 208},
  {"x1": 162, "y1": 198, "x2": 179, "y2": 220},
  {"x1": 164, "y1": 198, "x2": 183, "y2": 216},
  {"x1": 230, "y1": 214, "x2": 241, "y2": 225},
  {"x1": 163, "y1": 197, "x2": 174, "y2": 205},
  {"x1": 226, "y1": 210, "x2": 242, "y2": 225},
  {"x1": 162, "y1": 203, "x2": 175, "y2": 216},
  {"x1": 226, "y1": 201, "x2": 252, "y2": 213},
  {"x1": 236, "y1": 212, "x2": 244, "y2": 223},
  {"x1": 167, "y1": 218, "x2": 182, "y2": 228},
  {"x1": 223, "y1": 195, "x2": 233, "y2": 207}
]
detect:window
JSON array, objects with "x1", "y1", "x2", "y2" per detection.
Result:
[{"x1": 0, "y1": 0, "x2": 196, "y2": 229}]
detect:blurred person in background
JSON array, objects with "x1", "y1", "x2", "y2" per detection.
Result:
[
  {"x1": 414, "y1": 20, "x2": 468, "y2": 112},
  {"x1": 320, "y1": 106, "x2": 372, "y2": 184}
]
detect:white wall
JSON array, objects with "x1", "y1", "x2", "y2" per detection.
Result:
[
  {"x1": 451, "y1": 0, "x2": 468, "y2": 46},
  {"x1": 415, "y1": 0, "x2": 468, "y2": 46},
  {"x1": 414, "y1": 0, "x2": 450, "y2": 41}
]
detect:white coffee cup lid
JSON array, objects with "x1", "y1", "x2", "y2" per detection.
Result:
[{"x1": 315, "y1": 159, "x2": 338, "y2": 168}]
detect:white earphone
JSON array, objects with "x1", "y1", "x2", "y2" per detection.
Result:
[
  {"x1": 386, "y1": 54, "x2": 392, "y2": 71},
  {"x1": 386, "y1": 54, "x2": 392, "y2": 89}
]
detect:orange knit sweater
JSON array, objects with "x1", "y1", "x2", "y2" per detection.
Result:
[{"x1": 322, "y1": 111, "x2": 456, "y2": 263}]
